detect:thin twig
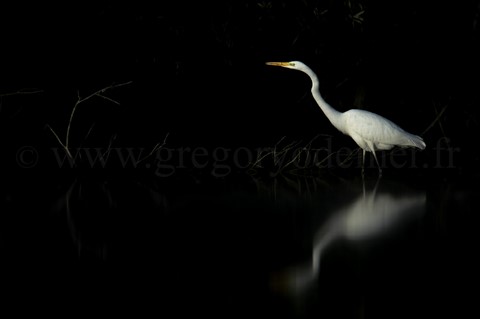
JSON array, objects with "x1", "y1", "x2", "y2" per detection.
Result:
[
  {"x1": 75, "y1": 122, "x2": 95, "y2": 153},
  {"x1": 282, "y1": 135, "x2": 319, "y2": 169},
  {"x1": 422, "y1": 104, "x2": 448, "y2": 135},
  {"x1": 273, "y1": 139, "x2": 302, "y2": 166},
  {"x1": 250, "y1": 147, "x2": 273, "y2": 168},
  {"x1": 85, "y1": 124, "x2": 95, "y2": 139},
  {"x1": 281, "y1": 136, "x2": 319, "y2": 171},
  {"x1": 102, "y1": 134, "x2": 117, "y2": 159},
  {"x1": 96, "y1": 93, "x2": 121, "y2": 105},
  {"x1": 251, "y1": 137, "x2": 287, "y2": 168},
  {"x1": 136, "y1": 132, "x2": 170, "y2": 164},
  {"x1": 46, "y1": 125, "x2": 66, "y2": 149},
  {"x1": 272, "y1": 136, "x2": 286, "y2": 163},
  {"x1": 65, "y1": 99, "x2": 82, "y2": 151},
  {"x1": 0, "y1": 88, "x2": 43, "y2": 97},
  {"x1": 1, "y1": 89, "x2": 43, "y2": 115},
  {"x1": 338, "y1": 148, "x2": 360, "y2": 167},
  {"x1": 315, "y1": 149, "x2": 340, "y2": 167}
]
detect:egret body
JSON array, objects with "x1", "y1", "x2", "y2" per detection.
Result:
[{"x1": 266, "y1": 61, "x2": 426, "y2": 174}]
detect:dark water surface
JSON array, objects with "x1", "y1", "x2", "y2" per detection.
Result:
[
  {"x1": 1, "y1": 1, "x2": 479, "y2": 317},
  {"x1": 1, "y1": 170, "x2": 477, "y2": 317}
]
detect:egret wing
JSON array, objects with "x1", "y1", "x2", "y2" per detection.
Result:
[{"x1": 343, "y1": 109, "x2": 425, "y2": 149}]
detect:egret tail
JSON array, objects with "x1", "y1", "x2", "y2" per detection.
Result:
[{"x1": 405, "y1": 134, "x2": 426, "y2": 150}]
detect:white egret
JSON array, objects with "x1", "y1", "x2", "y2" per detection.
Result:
[{"x1": 266, "y1": 61, "x2": 426, "y2": 174}]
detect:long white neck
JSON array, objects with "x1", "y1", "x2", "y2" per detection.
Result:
[{"x1": 302, "y1": 67, "x2": 343, "y2": 131}]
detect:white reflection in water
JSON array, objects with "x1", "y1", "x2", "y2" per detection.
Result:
[{"x1": 276, "y1": 177, "x2": 426, "y2": 295}]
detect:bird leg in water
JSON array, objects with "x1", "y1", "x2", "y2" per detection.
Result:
[
  {"x1": 362, "y1": 149, "x2": 383, "y2": 176},
  {"x1": 362, "y1": 149, "x2": 366, "y2": 175},
  {"x1": 371, "y1": 151, "x2": 383, "y2": 176}
]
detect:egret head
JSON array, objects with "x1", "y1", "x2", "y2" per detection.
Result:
[{"x1": 266, "y1": 61, "x2": 308, "y2": 71}]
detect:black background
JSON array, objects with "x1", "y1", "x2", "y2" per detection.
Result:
[{"x1": 1, "y1": 0, "x2": 479, "y2": 168}]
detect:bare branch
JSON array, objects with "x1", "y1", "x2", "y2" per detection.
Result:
[
  {"x1": 48, "y1": 81, "x2": 132, "y2": 162},
  {"x1": 64, "y1": 81, "x2": 133, "y2": 156}
]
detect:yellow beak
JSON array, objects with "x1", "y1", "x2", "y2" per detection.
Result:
[{"x1": 265, "y1": 62, "x2": 291, "y2": 67}]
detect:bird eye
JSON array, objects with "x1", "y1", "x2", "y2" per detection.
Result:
[{"x1": 289, "y1": 62, "x2": 295, "y2": 66}]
